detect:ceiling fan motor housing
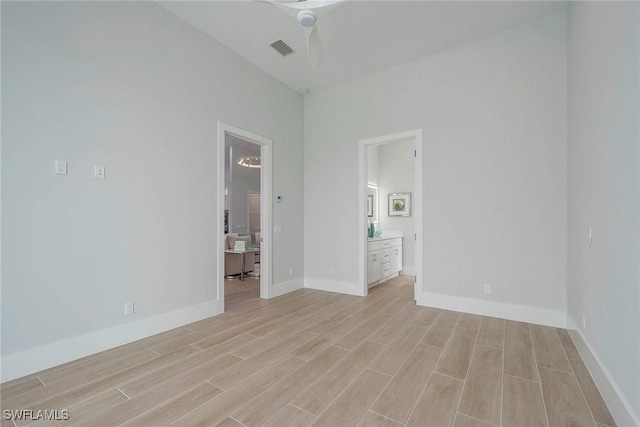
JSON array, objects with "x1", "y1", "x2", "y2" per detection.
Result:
[{"x1": 297, "y1": 10, "x2": 317, "y2": 27}]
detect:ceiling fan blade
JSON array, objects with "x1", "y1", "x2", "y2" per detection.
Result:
[
  {"x1": 282, "y1": 0, "x2": 344, "y2": 13},
  {"x1": 262, "y1": 0, "x2": 338, "y2": 66},
  {"x1": 304, "y1": 25, "x2": 324, "y2": 67},
  {"x1": 263, "y1": 0, "x2": 343, "y2": 16},
  {"x1": 260, "y1": 0, "x2": 298, "y2": 18}
]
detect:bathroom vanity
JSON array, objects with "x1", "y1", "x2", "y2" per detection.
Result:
[{"x1": 367, "y1": 235, "x2": 403, "y2": 288}]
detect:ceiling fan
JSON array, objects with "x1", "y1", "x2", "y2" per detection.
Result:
[{"x1": 265, "y1": 0, "x2": 345, "y2": 67}]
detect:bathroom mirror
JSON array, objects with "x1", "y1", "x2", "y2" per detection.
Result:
[{"x1": 367, "y1": 184, "x2": 378, "y2": 223}]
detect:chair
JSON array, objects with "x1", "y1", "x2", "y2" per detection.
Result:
[{"x1": 224, "y1": 234, "x2": 255, "y2": 277}]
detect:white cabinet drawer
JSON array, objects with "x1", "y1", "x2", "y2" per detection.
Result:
[
  {"x1": 380, "y1": 239, "x2": 392, "y2": 248},
  {"x1": 388, "y1": 238, "x2": 403, "y2": 248},
  {"x1": 368, "y1": 238, "x2": 402, "y2": 251},
  {"x1": 382, "y1": 262, "x2": 391, "y2": 277},
  {"x1": 368, "y1": 241, "x2": 384, "y2": 252}
]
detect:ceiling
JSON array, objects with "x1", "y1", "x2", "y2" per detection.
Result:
[
  {"x1": 227, "y1": 134, "x2": 261, "y2": 157},
  {"x1": 225, "y1": 134, "x2": 261, "y2": 176},
  {"x1": 159, "y1": 1, "x2": 567, "y2": 94}
]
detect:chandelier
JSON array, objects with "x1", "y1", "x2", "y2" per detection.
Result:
[
  {"x1": 237, "y1": 155, "x2": 261, "y2": 169},
  {"x1": 235, "y1": 138, "x2": 261, "y2": 169}
]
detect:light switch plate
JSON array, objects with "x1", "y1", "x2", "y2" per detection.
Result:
[
  {"x1": 55, "y1": 160, "x2": 67, "y2": 175},
  {"x1": 124, "y1": 302, "x2": 135, "y2": 316}
]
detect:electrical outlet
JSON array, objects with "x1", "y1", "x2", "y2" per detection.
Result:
[
  {"x1": 329, "y1": 268, "x2": 336, "y2": 277},
  {"x1": 124, "y1": 302, "x2": 135, "y2": 316},
  {"x1": 582, "y1": 314, "x2": 587, "y2": 329},
  {"x1": 588, "y1": 227, "x2": 593, "y2": 243},
  {"x1": 289, "y1": 268, "x2": 294, "y2": 277},
  {"x1": 484, "y1": 285, "x2": 492, "y2": 295},
  {"x1": 94, "y1": 165, "x2": 105, "y2": 179}
]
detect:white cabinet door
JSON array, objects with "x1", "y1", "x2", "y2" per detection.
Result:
[
  {"x1": 367, "y1": 250, "x2": 382, "y2": 284},
  {"x1": 393, "y1": 246, "x2": 403, "y2": 273}
]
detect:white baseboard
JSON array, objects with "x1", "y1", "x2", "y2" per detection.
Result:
[
  {"x1": 304, "y1": 278, "x2": 365, "y2": 296},
  {"x1": 400, "y1": 266, "x2": 416, "y2": 276},
  {"x1": 368, "y1": 273, "x2": 399, "y2": 289},
  {"x1": 566, "y1": 316, "x2": 639, "y2": 427},
  {"x1": 269, "y1": 278, "x2": 304, "y2": 298},
  {"x1": 417, "y1": 291, "x2": 566, "y2": 328},
  {"x1": 0, "y1": 299, "x2": 223, "y2": 383}
]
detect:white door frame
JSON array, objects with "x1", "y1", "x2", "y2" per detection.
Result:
[
  {"x1": 358, "y1": 129, "x2": 423, "y2": 300},
  {"x1": 217, "y1": 122, "x2": 273, "y2": 306}
]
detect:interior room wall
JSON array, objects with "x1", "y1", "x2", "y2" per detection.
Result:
[
  {"x1": 228, "y1": 139, "x2": 261, "y2": 235},
  {"x1": 1, "y1": 1, "x2": 304, "y2": 380},
  {"x1": 567, "y1": 2, "x2": 640, "y2": 423},
  {"x1": 367, "y1": 145, "x2": 379, "y2": 187},
  {"x1": 377, "y1": 139, "x2": 415, "y2": 274},
  {"x1": 304, "y1": 12, "x2": 567, "y2": 321}
]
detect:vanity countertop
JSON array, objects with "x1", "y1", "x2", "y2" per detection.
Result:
[{"x1": 367, "y1": 231, "x2": 404, "y2": 240}]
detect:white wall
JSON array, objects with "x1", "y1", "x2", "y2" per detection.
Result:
[
  {"x1": 1, "y1": 2, "x2": 304, "y2": 380},
  {"x1": 567, "y1": 2, "x2": 640, "y2": 423},
  {"x1": 305, "y1": 12, "x2": 567, "y2": 323},
  {"x1": 229, "y1": 145, "x2": 261, "y2": 235},
  {"x1": 377, "y1": 140, "x2": 415, "y2": 273},
  {"x1": 367, "y1": 145, "x2": 379, "y2": 187}
]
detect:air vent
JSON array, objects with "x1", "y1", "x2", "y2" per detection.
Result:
[{"x1": 270, "y1": 39, "x2": 294, "y2": 57}]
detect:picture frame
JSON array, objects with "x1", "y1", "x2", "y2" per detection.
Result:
[
  {"x1": 388, "y1": 192, "x2": 411, "y2": 216},
  {"x1": 367, "y1": 195, "x2": 374, "y2": 217}
]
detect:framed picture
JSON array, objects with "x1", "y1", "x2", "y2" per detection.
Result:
[
  {"x1": 367, "y1": 195, "x2": 374, "y2": 217},
  {"x1": 388, "y1": 192, "x2": 411, "y2": 216}
]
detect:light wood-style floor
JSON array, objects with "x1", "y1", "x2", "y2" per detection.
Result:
[{"x1": 1, "y1": 276, "x2": 615, "y2": 427}]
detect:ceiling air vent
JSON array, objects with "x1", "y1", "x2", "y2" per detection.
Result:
[{"x1": 270, "y1": 39, "x2": 294, "y2": 57}]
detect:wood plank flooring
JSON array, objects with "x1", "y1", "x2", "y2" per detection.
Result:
[{"x1": 1, "y1": 276, "x2": 615, "y2": 426}]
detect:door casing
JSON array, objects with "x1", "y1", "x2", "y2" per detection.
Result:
[
  {"x1": 217, "y1": 122, "x2": 273, "y2": 306},
  {"x1": 358, "y1": 129, "x2": 424, "y2": 300}
]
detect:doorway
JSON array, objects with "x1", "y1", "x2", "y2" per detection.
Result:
[
  {"x1": 247, "y1": 191, "x2": 261, "y2": 233},
  {"x1": 358, "y1": 130, "x2": 423, "y2": 301},
  {"x1": 217, "y1": 122, "x2": 272, "y2": 311}
]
